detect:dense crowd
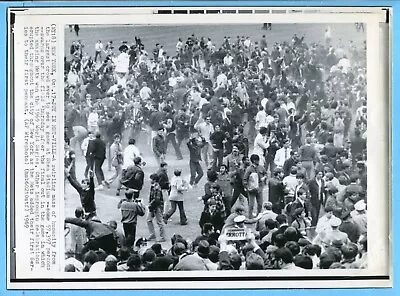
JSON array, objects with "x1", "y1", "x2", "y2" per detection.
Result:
[{"x1": 63, "y1": 25, "x2": 368, "y2": 272}]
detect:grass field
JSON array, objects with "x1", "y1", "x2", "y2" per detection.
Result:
[
  {"x1": 64, "y1": 24, "x2": 366, "y2": 250},
  {"x1": 65, "y1": 24, "x2": 365, "y2": 61}
]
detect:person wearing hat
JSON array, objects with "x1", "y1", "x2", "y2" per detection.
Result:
[
  {"x1": 222, "y1": 205, "x2": 247, "y2": 231},
  {"x1": 351, "y1": 200, "x2": 367, "y2": 235},
  {"x1": 324, "y1": 217, "x2": 350, "y2": 247}
]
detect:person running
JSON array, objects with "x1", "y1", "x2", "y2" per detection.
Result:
[{"x1": 163, "y1": 169, "x2": 188, "y2": 225}]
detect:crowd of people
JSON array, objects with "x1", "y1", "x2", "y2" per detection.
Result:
[{"x1": 63, "y1": 25, "x2": 368, "y2": 272}]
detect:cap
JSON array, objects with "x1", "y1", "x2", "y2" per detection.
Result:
[
  {"x1": 354, "y1": 200, "x2": 366, "y2": 211},
  {"x1": 330, "y1": 217, "x2": 342, "y2": 227},
  {"x1": 234, "y1": 215, "x2": 246, "y2": 223}
]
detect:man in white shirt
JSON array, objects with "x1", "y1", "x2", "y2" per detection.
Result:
[
  {"x1": 139, "y1": 82, "x2": 152, "y2": 100},
  {"x1": 122, "y1": 138, "x2": 142, "y2": 170},
  {"x1": 94, "y1": 40, "x2": 104, "y2": 62},
  {"x1": 168, "y1": 72, "x2": 178, "y2": 88},
  {"x1": 283, "y1": 166, "x2": 298, "y2": 196},
  {"x1": 243, "y1": 36, "x2": 252, "y2": 49},
  {"x1": 206, "y1": 38, "x2": 213, "y2": 49},
  {"x1": 87, "y1": 109, "x2": 99, "y2": 133},
  {"x1": 255, "y1": 106, "x2": 268, "y2": 131},
  {"x1": 260, "y1": 96, "x2": 269, "y2": 110},
  {"x1": 216, "y1": 71, "x2": 228, "y2": 88},
  {"x1": 194, "y1": 116, "x2": 214, "y2": 167},
  {"x1": 223, "y1": 53, "x2": 234, "y2": 66},
  {"x1": 81, "y1": 131, "x2": 96, "y2": 178},
  {"x1": 67, "y1": 69, "x2": 79, "y2": 87},
  {"x1": 176, "y1": 38, "x2": 183, "y2": 54},
  {"x1": 274, "y1": 139, "x2": 292, "y2": 168},
  {"x1": 252, "y1": 127, "x2": 270, "y2": 166}
]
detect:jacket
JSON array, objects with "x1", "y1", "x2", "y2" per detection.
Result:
[
  {"x1": 187, "y1": 137, "x2": 206, "y2": 162},
  {"x1": 243, "y1": 164, "x2": 266, "y2": 191},
  {"x1": 120, "y1": 165, "x2": 144, "y2": 190},
  {"x1": 117, "y1": 199, "x2": 146, "y2": 224},
  {"x1": 148, "y1": 183, "x2": 164, "y2": 212},
  {"x1": 308, "y1": 178, "x2": 325, "y2": 207},
  {"x1": 68, "y1": 174, "x2": 96, "y2": 213},
  {"x1": 64, "y1": 218, "x2": 115, "y2": 240},
  {"x1": 88, "y1": 138, "x2": 106, "y2": 160},
  {"x1": 153, "y1": 134, "x2": 166, "y2": 156},
  {"x1": 157, "y1": 170, "x2": 170, "y2": 190}
]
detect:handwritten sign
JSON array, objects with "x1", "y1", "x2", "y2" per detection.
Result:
[{"x1": 225, "y1": 227, "x2": 247, "y2": 241}]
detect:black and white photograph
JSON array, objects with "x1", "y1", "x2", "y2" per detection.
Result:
[{"x1": 63, "y1": 22, "x2": 369, "y2": 273}]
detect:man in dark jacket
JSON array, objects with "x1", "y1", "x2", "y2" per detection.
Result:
[
  {"x1": 120, "y1": 157, "x2": 145, "y2": 199},
  {"x1": 210, "y1": 124, "x2": 226, "y2": 171},
  {"x1": 308, "y1": 170, "x2": 326, "y2": 226},
  {"x1": 157, "y1": 162, "x2": 170, "y2": 196},
  {"x1": 65, "y1": 216, "x2": 117, "y2": 256},
  {"x1": 87, "y1": 132, "x2": 107, "y2": 190},
  {"x1": 175, "y1": 107, "x2": 190, "y2": 149},
  {"x1": 153, "y1": 127, "x2": 166, "y2": 164},
  {"x1": 65, "y1": 168, "x2": 96, "y2": 215},
  {"x1": 268, "y1": 168, "x2": 285, "y2": 214},
  {"x1": 187, "y1": 134, "x2": 206, "y2": 186}
]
